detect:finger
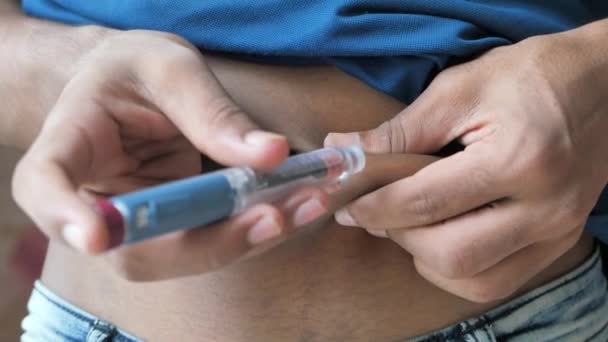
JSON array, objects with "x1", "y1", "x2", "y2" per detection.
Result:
[
  {"x1": 108, "y1": 188, "x2": 330, "y2": 281},
  {"x1": 137, "y1": 53, "x2": 289, "y2": 169},
  {"x1": 326, "y1": 70, "x2": 474, "y2": 154},
  {"x1": 126, "y1": 136, "x2": 191, "y2": 161},
  {"x1": 112, "y1": 204, "x2": 285, "y2": 281},
  {"x1": 13, "y1": 158, "x2": 110, "y2": 254},
  {"x1": 181, "y1": 188, "x2": 329, "y2": 269},
  {"x1": 82, "y1": 177, "x2": 161, "y2": 196},
  {"x1": 388, "y1": 200, "x2": 549, "y2": 279},
  {"x1": 193, "y1": 204, "x2": 289, "y2": 266},
  {"x1": 336, "y1": 146, "x2": 509, "y2": 229},
  {"x1": 414, "y1": 229, "x2": 582, "y2": 303},
  {"x1": 134, "y1": 151, "x2": 201, "y2": 180},
  {"x1": 106, "y1": 99, "x2": 179, "y2": 141},
  {"x1": 84, "y1": 149, "x2": 201, "y2": 195},
  {"x1": 11, "y1": 91, "x2": 120, "y2": 254},
  {"x1": 331, "y1": 153, "x2": 436, "y2": 239},
  {"x1": 244, "y1": 188, "x2": 330, "y2": 259},
  {"x1": 330, "y1": 153, "x2": 439, "y2": 210},
  {"x1": 280, "y1": 188, "x2": 330, "y2": 229}
]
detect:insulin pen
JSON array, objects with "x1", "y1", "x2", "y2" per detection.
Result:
[{"x1": 95, "y1": 146, "x2": 366, "y2": 249}]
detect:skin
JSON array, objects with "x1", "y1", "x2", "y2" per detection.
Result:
[
  {"x1": 12, "y1": 30, "x2": 340, "y2": 278},
  {"x1": 329, "y1": 19, "x2": 608, "y2": 302},
  {"x1": 0, "y1": 2, "x2": 598, "y2": 340}
]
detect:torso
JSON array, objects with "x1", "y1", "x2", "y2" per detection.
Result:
[{"x1": 41, "y1": 57, "x2": 595, "y2": 341}]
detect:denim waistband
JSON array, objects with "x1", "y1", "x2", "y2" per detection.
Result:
[
  {"x1": 22, "y1": 282, "x2": 141, "y2": 342},
  {"x1": 410, "y1": 247, "x2": 608, "y2": 341}
]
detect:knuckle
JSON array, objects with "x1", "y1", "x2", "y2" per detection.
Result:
[
  {"x1": 528, "y1": 150, "x2": 558, "y2": 181},
  {"x1": 386, "y1": 118, "x2": 407, "y2": 153},
  {"x1": 349, "y1": 200, "x2": 381, "y2": 230},
  {"x1": 408, "y1": 193, "x2": 442, "y2": 224},
  {"x1": 466, "y1": 164, "x2": 495, "y2": 191},
  {"x1": 505, "y1": 224, "x2": 529, "y2": 252},
  {"x1": 360, "y1": 119, "x2": 406, "y2": 154},
  {"x1": 205, "y1": 99, "x2": 248, "y2": 133},
  {"x1": 555, "y1": 195, "x2": 591, "y2": 229},
  {"x1": 435, "y1": 243, "x2": 475, "y2": 279},
  {"x1": 360, "y1": 122, "x2": 391, "y2": 153},
  {"x1": 535, "y1": 190, "x2": 591, "y2": 235},
  {"x1": 517, "y1": 136, "x2": 570, "y2": 189},
  {"x1": 158, "y1": 52, "x2": 200, "y2": 81},
  {"x1": 140, "y1": 48, "x2": 202, "y2": 94},
  {"x1": 165, "y1": 47, "x2": 202, "y2": 70},
  {"x1": 153, "y1": 31, "x2": 195, "y2": 49}
]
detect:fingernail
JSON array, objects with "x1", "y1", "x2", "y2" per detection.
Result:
[
  {"x1": 244, "y1": 130, "x2": 285, "y2": 147},
  {"x1": 324, "y1": 132, "x2": 362, "y2": 148},
  {"x1": 294, "y1": 199, "x2": 327, "y2": 227},
  {"x1": 62, "y1": 224, "x2": 87, "y2": 252},
  {"x1": 247, "y1": 216, "x2": 282, "y2": 245},
  {"x1": 335, "y1": 209, "x2": 357, "y2": 227}
]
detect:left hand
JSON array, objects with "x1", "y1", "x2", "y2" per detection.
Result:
[{"x1": 327, "y1": 23, "x2": 608, "y2": 302}]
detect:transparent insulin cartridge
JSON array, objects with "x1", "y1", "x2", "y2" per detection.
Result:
[{"x1": 95, "y1": 146, "x2": 365, "y2": 249}]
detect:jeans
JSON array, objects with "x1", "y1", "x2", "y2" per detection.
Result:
[
  {"x1": 408, "y1": 247, "x2": 608, "y2": 341},
  {"x1": 21, "y1": 283, "x2": 140, "y2": 342},
  {"x1": 22, "y1": 248, "x2": 608, "y2": 342}
]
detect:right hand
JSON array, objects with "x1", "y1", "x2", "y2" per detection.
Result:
[{"x1": 12, "y1": 30, "x2": 329, "y2": 281}]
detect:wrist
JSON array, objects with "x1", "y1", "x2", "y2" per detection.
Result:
[
  {"x1": 525, "y1": 19, "x2": 608, "y2": 126},
  {"x1": 538, "y1": 19, "x2": 608, "y2": 176},
  {"x1": 563, "y1": 19, "x2": 608, "y2": 127}
]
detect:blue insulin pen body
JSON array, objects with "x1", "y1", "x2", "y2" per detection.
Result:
[{"x1": 95, "y1": 146, "x2": 365, "y2": 249}]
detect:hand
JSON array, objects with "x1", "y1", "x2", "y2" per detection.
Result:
[
  {"x1": 327, "y1": 24, "x2": 608, "y2": 302},
  {"x1": 12, "y1": 30, "x2": 329, "y2": 280}
]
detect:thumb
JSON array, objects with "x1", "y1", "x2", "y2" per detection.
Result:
[
  {"x1": 140, "y1": 58, "x2": 289, "y2": 170},
  {"x1": 324, "y1": 119, "x2": 406, "y2": 154},
  {"x1": 326, "y1": 73, "x2": 471, "y2": 154}
]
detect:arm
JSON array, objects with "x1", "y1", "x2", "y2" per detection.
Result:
[
  {"x1": 0, "y1": 1, "x2": 113, "y2": 149},
  {"x1": 328, "y1": 18, "x2": 608, "y2": 302},
  {"x1": 8, "y1": 11, "x2": 407, "y2": 281},
  {"x1": 7, "y1": 1, "x2": 409, "y2": 280}
]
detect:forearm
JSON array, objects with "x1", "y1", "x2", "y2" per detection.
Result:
[
  {"x1": 537, "y1": 18, "x2": 608, "y2": 127},
  {"x1": 572, "y1": 18, "x2": 608, "y2": 120},
  {"x1": 559, "y1": 18, "x2": 608, "y2": 178},
  {"x1": 0, "y1": 2, "x2": 114, "y2": 149}
]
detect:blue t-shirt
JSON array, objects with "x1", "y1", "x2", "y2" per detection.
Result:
[{"x1": 22, "y1": 0, "x2": 608, "y2": 240}]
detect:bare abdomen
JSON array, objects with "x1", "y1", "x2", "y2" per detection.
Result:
[{"x1": 41, "y1": 56, "x2": 594, "y2": 341}]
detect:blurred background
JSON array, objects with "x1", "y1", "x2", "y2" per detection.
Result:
[{"x1": 0, "y1": 147, "x2": 47, "y2": 340}]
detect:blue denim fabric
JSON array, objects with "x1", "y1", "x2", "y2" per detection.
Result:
[
  {"x1": 22, "y1": 248, "x2": 608, "y2": 341},
  {"x1": 21, "y1": 284, "x2": 140, "y2": 342},
  {"x1": 409, "y1": 247, "x2": 608, "y2": 341}
]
